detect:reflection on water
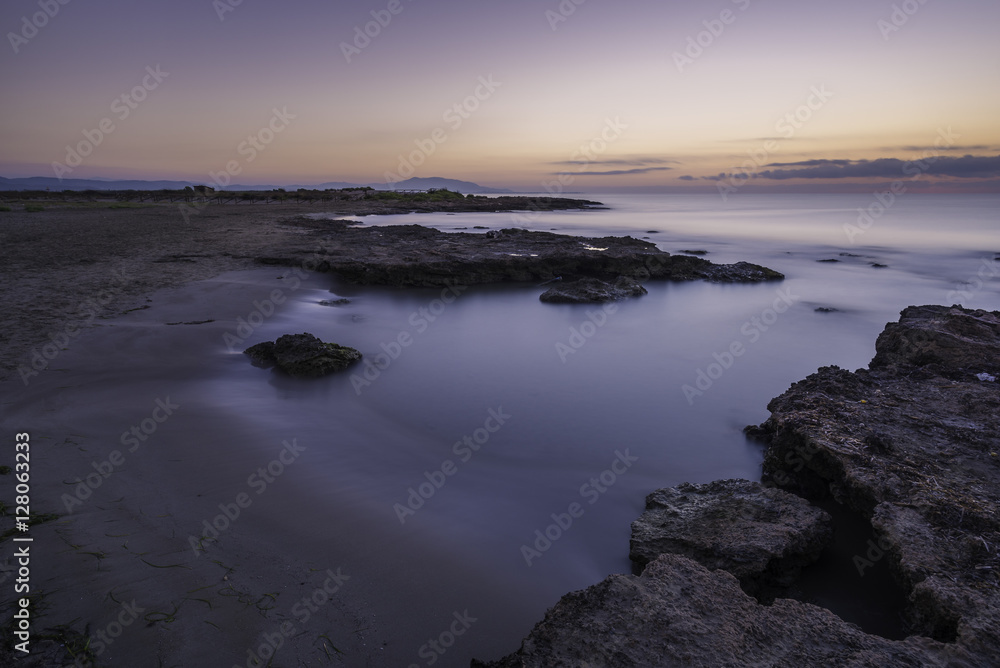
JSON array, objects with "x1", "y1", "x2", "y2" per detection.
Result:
[{"x1": 13, "y1": 194, "x2": 999, "y2": 664}]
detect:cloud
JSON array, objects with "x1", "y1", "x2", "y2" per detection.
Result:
[
  {"x1": 765, "y1": 159, "x2": 853, "y2": 167},
  {"x1": 893, "y1": 144, "x2": 993, "y2": 152},
  {"x1": 716, "y1": 137, "x2": 799, "y2": 143},
  {"x1": 562, "y1": 166, "x2": 674, "y2": 176},
  {"x1": 550, "y1": 157, "x2": 677, "y2": 167},
  {"x1": 754, "y1": 155, "x2": 1000, "y2": 180},
  {"x1": 677, "y1": 175, "x2": 696, "y2": 181}
]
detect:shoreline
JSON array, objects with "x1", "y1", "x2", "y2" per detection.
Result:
[
  {"x1": 7, "y1": 199, "x2": 993, "y2": 666},
  {"x1": 478, "y1": 305, "x2": 1000, "y2": 666},
  {"x1": 0, "y1": 198, "x2": 590, "y2": 383},
  {"x1": 0, "y1": 198, "x2": 781, "y2": 383},
  {"x1": 0, "y1": 197, "x2": 782, "y2": 666}
]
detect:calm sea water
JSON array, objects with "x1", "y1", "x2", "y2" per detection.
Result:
[{"x1": 9, "y1": 194, "x2": 998, "y2": 665}]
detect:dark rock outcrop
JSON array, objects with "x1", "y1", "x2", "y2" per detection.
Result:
[
  {"x1": 755, "y1": 305, "x2": 1000, "y2": 652},
  {"x1": 477, "y1": 305, "x2": 1000, "y2": 667},
  {"x1": 258, "y1": 222, "x2": 783, "y2": 288},
  {"x1": 629, "y1": 479, "x2": 832, "y2": 598},
  {"x1": 539, "y1": 276, "x2": 647, "y2": 303},
  {"x1": 870, "y1": 304, "x2": 1000, "y2": 376},
  {"x1": 474, "y1": 554, "x2": 966, "y2": 668},
  {"x1": 244, "y1": 333, "x2": 361, "y2": 377}
]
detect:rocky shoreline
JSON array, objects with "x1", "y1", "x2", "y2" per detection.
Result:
[
  {"x1": 255, "y1": 220, "x2": 784, "y2": 288},
  {"x1": 477, "y1": 305, "x2": 1000, "y2": 667},
  {"x1": 0, "y1": 202, "x2": 782, "y2": 382}
]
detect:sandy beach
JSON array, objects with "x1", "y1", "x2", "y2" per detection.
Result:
[
  {"x1": 2, "y1": 198, "x2": 665, "y2": 667},
  {"x1": 1, "y1": 203, "x2": 334, "y2": 381},
  {"x1": 3, "y1": 194, "x2": 999, "y2": 667},
  {"x1": 5, "y1": 0, "x2": 998, "y2": 663},
  {"x1": 0, "y1": 194, "x2": 605, "y2": 382},
  {"x1": 0, "y1": 201, "x2": 538, "y2": 666}
]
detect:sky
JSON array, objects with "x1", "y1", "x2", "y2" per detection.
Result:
[{"x1": 1, "y1": 0, "x2": 999, "y2": 192}]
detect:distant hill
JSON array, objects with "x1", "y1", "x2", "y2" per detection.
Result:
[
  {"x1": 0, "y1": 175, "x2": 513, "y2": 194},
  {"x1": 309, "y1": 181, "x2": 370, "y2": 191},
  {"x1": 367, "y1": 177, "x2": 512, "y2": 194}
]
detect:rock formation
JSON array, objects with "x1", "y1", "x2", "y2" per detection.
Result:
[
  {"x1": 476, "y1": 306, "x2": 1000, "y2": 667},
  {"x1": 539, "y1": 276, "x2": 648, "y2": 303},
  {"x1": 256, "y1": 222, "x2": 784, "y2": 289},
  {"x1": 244, "y1": 332, "x2": 361, "y2": 378},
  {"x1": 629, "y1": 479, "x2": 832, "y2": 599}
]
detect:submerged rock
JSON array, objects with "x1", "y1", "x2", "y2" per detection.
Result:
[
  {"x1": 539, "y1": 276, "x2": 647, "y2": 303},
  {"x1": 629, "y1": 479, "x2": 832, "y2": 598},
  {"x1": 698, "y1": 260, "x2": 784, "y2": 283},
  {"x1": 244, "y1": 333, "x2": 361, "y2": 378}
]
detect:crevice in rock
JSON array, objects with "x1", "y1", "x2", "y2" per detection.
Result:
[
  {"x1": 750, "y1": 424, "x2": 961, "y2": 642},
  {"x1": 782, "y1": 497, "x2": 911, "y2": 640},
  {"x1": 756, "y1": 422, "x2": 969, "y2": 645}
]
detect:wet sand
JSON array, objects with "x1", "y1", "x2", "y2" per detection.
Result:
[
  {"x1": 5, "y1": 196, "x2": 977, "y2": 666},
  {"x1": 0, "y1": 203, "x2": 362, "y2": 383},
  {"x1": 0, "y1": 203, "x2": 495, "y2": 666},
  {"x1": 1, "y1": 268, "x2": 537, "y2": 666},
  {"x1": 3, "y1": 200, "x2": 635, "y2": 666}
]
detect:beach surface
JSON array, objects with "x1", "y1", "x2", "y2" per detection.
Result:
[
  {"x1": 0, "y1": 196, "x2": 600, "y2": 382},
  {"x1": 3, "y1": 195, "x2": 996, "y2": 667},
  {"x1": 3, "y1": 198, "x2": 770, "y2": 667}
]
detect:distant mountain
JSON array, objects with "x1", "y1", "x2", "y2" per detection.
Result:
[
  {"x1": 310, "y1": 181, "x2": 369, "y2": 190},
  {"x1": 0, "y1": 175, "x2": 513, "y2": 194},
  {"x1": 366, "y1": 177, "x2": 513, "y2": 194}
]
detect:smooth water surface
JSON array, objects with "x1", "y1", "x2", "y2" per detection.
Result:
[{"x1": 7, "y1": 193, "x2": 997, "y2": 665}]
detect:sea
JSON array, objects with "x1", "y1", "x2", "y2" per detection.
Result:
[{"x1": 9, "y1": 193, "x2": 999, "y2": 666}]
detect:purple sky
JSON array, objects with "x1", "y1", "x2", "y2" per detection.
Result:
[{"x1": 2, "y1": 0, "x2": 998, "y2": 191}]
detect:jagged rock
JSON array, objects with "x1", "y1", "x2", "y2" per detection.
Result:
[
  {"x1": 319, "y1": 298, "x2": 351, "y2": 306},
  {"x1": 754, "y1": 305, "x2": 1000, "y2": 653},
  {"x1": 539, "y1": 276, "x2": 647, "y2": 303},
  {"x1": 870, "y1": 304, "x2": 1000, "y2": 377},
  {"x1": 255, "y1": 222, "x2": 783, "y2": 288},
  {"x1": 244, "y1": 332, "x2": 361, "y2": 378},
  {"x1": 243, "y1": 341, "x2": 276, "y2": 366},
  {"x1": 699, "y1": 260, "x2": 784, "y2": 283},
  {"x1": 473, "y1": 554, "x2": 965, "y2": 668},
  {"x1": 629, "y1": 479, "x2": 832, "y2": 598},
  {"x1": 482, "y1": 306, "x2": 1000, "y2": 667}
]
